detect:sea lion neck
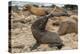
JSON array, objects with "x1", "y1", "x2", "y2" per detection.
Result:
[{"x1": 32, "y1": 13, "x2": 53, "y2": 31}]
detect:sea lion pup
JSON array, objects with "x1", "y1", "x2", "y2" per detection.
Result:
[
  {"x1": 31, "y1": 13, "x2": 67, "y2": 50},
  {"x1": 23, "y1": 4, "x2": 48, "y2": 16},
  {"x1": 58, "y1": 18, "x2": 78, "y2": 35}
]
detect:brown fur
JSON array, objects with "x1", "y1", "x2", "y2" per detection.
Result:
[
  {"x1": 31, "y1": 14, "x2": 64, "y2": 50},
  {"x1": 58, "y1": 18, "x2": 78, "y2": 35},
  {"x1": 23, "y1": 5, "x2": 47, "y2": 16}
]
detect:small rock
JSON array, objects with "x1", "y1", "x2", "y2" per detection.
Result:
[{"x1": 61, "y1": 46, "x2": 73, "y2": 50}]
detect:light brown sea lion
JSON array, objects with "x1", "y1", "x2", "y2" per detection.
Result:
[{"x1": 23, "y1": 5, "x2": 48, "y2": 16}]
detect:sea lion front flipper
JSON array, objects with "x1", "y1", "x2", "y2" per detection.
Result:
[{"x1": 30, "y1": 43, "x2": 40, "y2": 51}]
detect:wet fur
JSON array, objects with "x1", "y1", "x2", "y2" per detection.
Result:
[{"x1": 31, "y1": 14, "x2": 64, "y2": 50}]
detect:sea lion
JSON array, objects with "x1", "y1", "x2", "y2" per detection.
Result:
[
  {"x1": 31, "y1": 13, "x2": 64, "y2": 50},
  {"x1": 23, "y1": 5, "x2": 48, "y2": 16},
  {"x1": 58, "y1": 18, "x2": 78, "y2": 35}
]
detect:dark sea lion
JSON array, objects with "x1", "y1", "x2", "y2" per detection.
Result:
[{"x1": 31, "y1": 13, "x2": 64, "y2": 50}]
